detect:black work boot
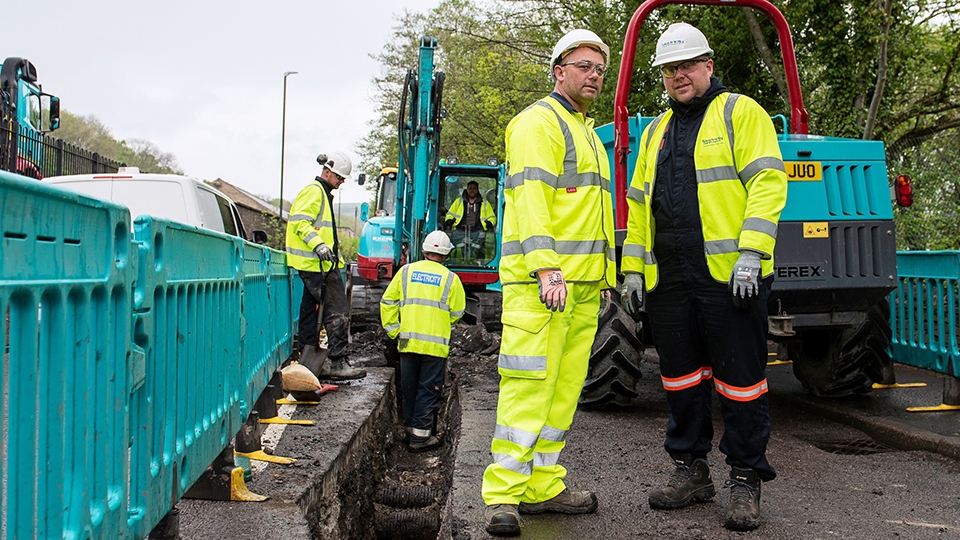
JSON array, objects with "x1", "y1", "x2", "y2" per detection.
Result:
[
  {"x1": 724, "y1": 467, "x2": 762, "y2": 531},
  {"x1": 484, "y1": 504, "x2": 520, "y2": 536},
  {"x1": 408, "y1": 434, "x2": 440, "y2": 452},
  {"x1": 318, "y1": 357, "x2": 367, "y2": 380},
  {"x1": 519, "y1": 488, "x2": 598, "y2": 514},
  {"x1": 648, "y1": 454, "x2": 716, "y2": 509}
]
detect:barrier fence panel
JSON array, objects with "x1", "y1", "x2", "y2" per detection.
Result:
[
  {"x1": 1, "y1": 170, "x2": 295, "y2": 539},
  {"x1": 1, "y1": 169, "x2": 135, "y2": 539},
  {"x1": 126, "y1": 217, "x2": 247, "y2": 537},
  {"x1": 891, "y1": 251, "x2": 960, "y2": 377}
]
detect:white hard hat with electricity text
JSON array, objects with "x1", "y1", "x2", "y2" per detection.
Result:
[
  {"x1": 653, "y1": 22, "x2": 714, "y2": 67},
  {"x1": 422, "y1": 230, "x2": 453, "y2": 256},
  {"x1": 318, "y1": 151, "x2": 353, "y2": 179},
  {"x1": 550, "y1": 29, "x2": 610, "y2": 71}
]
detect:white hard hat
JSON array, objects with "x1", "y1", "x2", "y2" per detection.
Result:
[
  {"x1": 422, "y1": 230, "x2": 453, "y2": 256},
  {"x1": 318, "y1": 151, "x2": 353, "y2": 179},
  {"x1": 653, "y1": 23, "x2": 714, "y2": 67},
  {"x1": 550, "y1": 29, "x2": 610, "y2": 80}
]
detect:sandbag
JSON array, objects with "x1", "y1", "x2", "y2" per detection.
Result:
[{"x1": 281, "y1": 362, "x2": 323, "y2": 392}]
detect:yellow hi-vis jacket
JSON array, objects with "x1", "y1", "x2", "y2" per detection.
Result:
[
  {"x1": 622, "y1": 93, "x2": 787, "y2": 289},
  {"x1": 285, "y1": 178, "x2": 342, "y2": 272},
  {"x1": 380, "y1": 259, "x2": 466, "y2": 357},
  {"x1": 500, "y1": 95, "x2": 616, "y2": 287},
  {"x1": 446, "y1": 195, "x2": 497, "y2": 231}
]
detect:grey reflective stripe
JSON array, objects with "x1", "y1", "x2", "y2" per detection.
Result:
[
  {"x1": 494, "y1": 424, "x2": 540, "y2": 448},
  {"x1": 507, "y1": 167, "x2": 559, "y2": 190},
  {"x1": 304, "y1": 231, "x2": 320, "y2": 244},
  {"x1": 644, "y1": 112, "x2": 668, "y2": 151},
  {"x1": 493, "y1": 452, "x2": 532, "y2": 476},
  {"x1": 384, "y1": 323, "x2": 400, "y2": 333},
  {"x1": 501, "y1": 241, "x2": 523, "y2": 257},
  {"x1": 499, "y1": 353, "x2": 548, "y2": 372},
  {"x1": 405, "y1": 298, "x2": 445, "y2": 309},
  {"x1": 521, "y1": 236, "x2": 556, "y2": 253},
  {"x1": 380, "y1": 298, "x2": 400, "y2": 306},
  {"x1": 607, "y1": 247, "x2": 616, "y2": 261},
  {"x1": 622, "y1": 243, "x2": 647, "y2": 261},
  {"x1": 440, "y1": 269, "x2": 454, "y2": 307},
  {"x1": 558, "y1": 171, "x2": 605, "y2": 191},
  {"x1": 399, "y1": 265, "x2": 411, "y2": 302},
  {"x1": 705, "y1": 239, "x2": 739, "y2": 255},
  {"x1": 451, "y1": 309, "x2": 464, "y2": 318},
  {"x1": 739, "y1": 156, "x2": 785, "y2": 184},
  {"x1": 411, "y1": 427, "x2": 431, "y2": 438},
  {"x1": 287, "y1": 247, "x2": 318, "y2": 258},
  {"x1": 288, "y1": 213, "x2": 315, "y2": 221},
  {"x1": 555, "y1": 239, "x2": 607, "y2": 255},
  {"x1": 314, "y1": 194, "x2": 327, "y2": 228},
  {"x1": 697, "y1": 166, "x2": 739, "y2": 184},
  {"x1": 627, "y1": 185, "x2": 645, "y2": 204},
  {"x1": 724, "y1": 94, "x2": 740, "y2": 174},
  {"x1": 539, "y1": 425, "x2": 567, "y2": 443},
  {"x1": 398, "y1": 331, "x2": 449, "y2": 345},
  {"x1": 534, "y1": 452, "x2": 561, "y2": 468},
  {"x1": 535, "y1": 101, "x2": 577, "y2": 176},
  {"x1": 742, "y1": 217, "x2": 778, "y2": 239}
]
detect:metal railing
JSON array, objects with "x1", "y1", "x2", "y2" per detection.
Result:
[
  {"x1": 1, "y1": 116, "x2": 124, "y2": 179},
  {"x1": 1, "y1": 169, "x2": 298, "y2": 539},
  {"x1": 890, "y1": 251, "x2": 960, "y2": 377}
]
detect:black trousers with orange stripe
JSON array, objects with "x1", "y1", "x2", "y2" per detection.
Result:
[{"x1": 647, "y1": 239, "x2": 776, "y2": 481}]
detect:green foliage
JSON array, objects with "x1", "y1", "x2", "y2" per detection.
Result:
[
  {"x1": 891, "y1": 130, "x2": 960, "y2": 250},
  {"x1": 363, "y1": 0, "x2": 960, "y2": 251},
  {"x1": 56, "y1": 110, "x2": 182, "y2": 174},
  {"x1": 339, "y1": 236, "x2": 360, "y2": 262}
]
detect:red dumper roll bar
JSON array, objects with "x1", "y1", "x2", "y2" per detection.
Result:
[{"x1": 613, "y1": 0, "x2": 809, "y2": 227}]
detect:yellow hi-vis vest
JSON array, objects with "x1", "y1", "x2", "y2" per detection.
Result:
[
  {"x1": 285, "y1": 179, "x2": 342, "y2": 272},
  {"x1": 380, "y1": 259, "x2": 466, "y2": 357},
  {"x1": 446, "y1": 196, "x2": 497, "y2": 230},
  {"x1": 500, "y1": 95, "x2": 616, "y2": 287},
  {"x1": 622, "y1": 93, "x2": 787, "y2": 289}
]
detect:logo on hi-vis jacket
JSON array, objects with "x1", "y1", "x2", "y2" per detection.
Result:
[{"x1": 411, "y1": 271, "x2": 442, "y2": 286}]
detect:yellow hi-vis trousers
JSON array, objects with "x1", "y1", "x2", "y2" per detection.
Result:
[{"x1": 481, "y1": 281, "x2": 601, "y2": 505}]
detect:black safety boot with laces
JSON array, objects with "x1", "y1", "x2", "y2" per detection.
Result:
[
  {"x1": 648, "y1": 454, "x2": 716, "y2": 509},
  {"x1": 484, "y1": 504, "x2": 520, "y2": 536},
  {"x1": 724, "y1": 467, "x2": 762, "y2": 531}
]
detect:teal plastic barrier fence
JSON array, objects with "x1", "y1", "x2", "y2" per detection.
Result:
[
  {"x1": 1, "y1": 169, "x2": 297, "y2": 539},
  {"x1": 891, "y1": 251, "x2": 960, "y2": 377}
]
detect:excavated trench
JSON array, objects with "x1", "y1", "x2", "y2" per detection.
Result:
[{"x1": 326, "y1": 323, "x2": 498, "y2": 540}]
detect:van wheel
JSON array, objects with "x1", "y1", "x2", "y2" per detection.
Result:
[
  {"x1": 579, "y1": 295, "x2": 645, "y2": 408},
  {"x1": 789, "y1": 299, "x2": 892, "y2": 397}
]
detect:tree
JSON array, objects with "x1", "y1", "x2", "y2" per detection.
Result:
[{"x1": 55, "y1": 110, "x2": 182, "y2": 174}]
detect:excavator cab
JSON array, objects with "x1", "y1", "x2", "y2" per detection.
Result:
[{"x1": 439, "y1": 166, "x2": 500, "y2": 268}]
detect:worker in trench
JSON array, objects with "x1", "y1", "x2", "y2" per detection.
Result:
[{"x1": 380, "y1": 230, "x2": 465, "y2": 451}]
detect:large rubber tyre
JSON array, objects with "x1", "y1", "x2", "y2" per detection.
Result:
[
  {"x1": 789, "y1": 299, "x2": 893, "y2": 397},
  {"x1": 579, "y1": 295, "x2": 645, "y2": 408}
]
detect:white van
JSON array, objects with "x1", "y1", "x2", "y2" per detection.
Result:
[{"x1": 46, "y1": 167, "x2": 265, "y2": 243}]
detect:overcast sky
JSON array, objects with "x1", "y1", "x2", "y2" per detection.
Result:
[{"x1": 9, "y1": 0, "x2": 441, "y2": 204}]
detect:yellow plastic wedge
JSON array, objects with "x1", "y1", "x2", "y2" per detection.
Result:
[
  {"x1": 236, "y1": 449, "x2": 296, "y2": 465},
  {"x1": 230, "y1": 468, "x2": 268, "y2": 501}
]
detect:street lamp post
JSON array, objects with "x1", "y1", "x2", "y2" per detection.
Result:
[{"x1": 279, "y1": 71, "x2": 298, "y2": 216}]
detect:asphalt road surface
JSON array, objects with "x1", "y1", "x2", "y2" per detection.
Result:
[{"x1": 450, "y1": 353, "x2": 960, "y2": 539}]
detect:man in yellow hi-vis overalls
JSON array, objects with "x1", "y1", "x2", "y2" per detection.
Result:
[{"x1": 481, "y1": 28, "x2": 616, "y2": 537}]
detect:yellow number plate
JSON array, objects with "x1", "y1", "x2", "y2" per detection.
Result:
[{"x1": 785, "y1": 161, "x2": 822, "y2": 181}]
